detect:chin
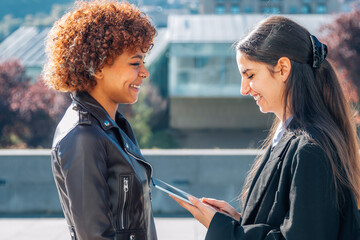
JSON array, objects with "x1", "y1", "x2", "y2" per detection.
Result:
[
  {"x1": 118, "y1": 98, "x2": 138, "y2": 105},
  {"x1": 129, "y1": 98, "x2": 138, "y2": 104}
]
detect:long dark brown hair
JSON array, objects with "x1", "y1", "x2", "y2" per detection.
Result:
[{"x1": 237, "y1": 16, "x2": 360, "y2": 208}]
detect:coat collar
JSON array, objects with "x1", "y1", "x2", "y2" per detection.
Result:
[
  {"x1": 71, "y1": 92, "x2": 152, "y2": 177},
  {"x1": 71, "y1": 91, "x2": 139, "y2": 147},
  {"x1": 241, "y1": 131, "x2": 295, "y2": 224},
  {"x1": 71, "y1": 91, "x2": 118, "y2": 131}
]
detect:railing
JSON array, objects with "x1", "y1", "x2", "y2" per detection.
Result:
[{"x1": 0, "y1": 149, "x2": 259, "y2": 216}]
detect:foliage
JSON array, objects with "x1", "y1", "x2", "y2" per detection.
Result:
[
  {"x1": 321, "y1": 7, "x2": 360, "y2": 104},
  {"x1": 118, "y1": 82, "x2": 176, "y2": 148},
  {"x1": 0, "y1": 60, "x2": 69, "y2": 148}
]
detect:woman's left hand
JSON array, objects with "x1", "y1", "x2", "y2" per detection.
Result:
[{"x1": 170, "y1": 195, "x2": 216, "y2": 228}]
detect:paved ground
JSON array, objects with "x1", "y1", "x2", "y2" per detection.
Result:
[{"x1": 0, "y1": 217, "x2": 207, "y2": 240}]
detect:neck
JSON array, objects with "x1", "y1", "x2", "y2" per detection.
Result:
[
  {"x1": 275, "y1": 106, "x2": 292, "y2": 122},
  {"x1": 88, "y1": 89, "x2": 117, "y2": 121}
]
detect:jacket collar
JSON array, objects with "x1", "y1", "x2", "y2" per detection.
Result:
[
  {"x1": 71, "y1": 91, "x2": 140, "y2": 147},
  {"x1": 71, "y1": 91, "x2": 119, "y2": 131},
  {"x1": 71, "y1": 92, "x2": 152, "y2": 177}
]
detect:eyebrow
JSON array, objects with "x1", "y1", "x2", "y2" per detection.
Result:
[
  {"x1": 131, "y1": 54, "x2": 144, "y2": 60},
  {"x1": 241, "y1": 68, "x2": 251, "y2": 74}
]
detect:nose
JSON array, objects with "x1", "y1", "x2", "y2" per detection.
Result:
[
  {"x1": 240, "y1": 77, "x2": 250, "y2": 96},
  {"x1": 140, "y1": 64, "x2": 150, "y2": 79}
]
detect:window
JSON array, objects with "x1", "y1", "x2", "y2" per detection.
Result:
[
  {"x1": 262, "y1": 6, "x2": 280, "y2": 14},
  {"x1": 215, "y1": 5, "x2": 226, "y2": 14},
  {"x1": 290, "y1": 6, "x2": 297, "y2": 13},
  {"x1": 230, "y1": 5, "x2": 240, "y2": 14},
  {"x1": 170, "y1": 43, "x2": 241, "y2": 96},
  {"x1": 271, "y1": 6, "x2": 280, "y2": 13},
  {"x1": 301, "y1": 5, "x2": 311, "y2": 13},
  {"x1": 244, "y1": 6, "x2": 253, "y2": 13},
  {"x1": 316, "y1": 4, "x2": 327, "y2": 13},
  {"x1": 263, "y1": 6, "x2": 270, "y2": 13}
]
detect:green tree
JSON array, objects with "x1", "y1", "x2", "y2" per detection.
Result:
[{"x1": 118, "y1": 82, "x2": 176, "y2": 148}]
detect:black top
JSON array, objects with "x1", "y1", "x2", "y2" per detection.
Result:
[{"x1": 205, "y1": 127, "x2": 360, "y2": 240}]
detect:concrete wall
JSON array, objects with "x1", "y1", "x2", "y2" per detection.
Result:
[
  {"x1": 0, "y1": 149, "x2": 259, "y2": 216},
  {"x1": 170, "y1": 97, "x2": 272, "y2": 130}
]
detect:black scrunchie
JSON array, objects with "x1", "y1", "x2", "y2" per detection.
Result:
[{"x1": 310, "y1": 35, "x2": 328, "y2": 69}]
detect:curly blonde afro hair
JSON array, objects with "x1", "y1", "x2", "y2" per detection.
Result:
[{"x1": 42, "y1": 0, "x2": 157, "y2": 92}]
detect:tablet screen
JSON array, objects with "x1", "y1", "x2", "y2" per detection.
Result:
[{"x1": 152, "y1": 178, "x2": 193, "y2": 205}]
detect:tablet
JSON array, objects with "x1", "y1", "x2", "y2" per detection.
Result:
[{"x1": 152, "y1": 178, "x2": 193, "y2": 205}]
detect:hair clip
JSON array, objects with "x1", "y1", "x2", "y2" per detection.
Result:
[{"x1": 310, "y1": 35, "x2": 328, "y2": 69}]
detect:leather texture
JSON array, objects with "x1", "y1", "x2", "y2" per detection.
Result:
[{"x1": 51, "y1": 91, "x2": 157, "y2": 240}]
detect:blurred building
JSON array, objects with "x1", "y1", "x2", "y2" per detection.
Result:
[
  {"x1": 146, "y1": 14, "x2": 333, "y2": 147},
  {"x1": 141, "y1": 0, "x2": 199, "y2": 27},
  {"x1": 341, "y1": 0, "x2": 360, "y2": 12},
  {"x1": 0, "y1": 14, "x2": 334, "y2": 148},
  {"x1": 199, "y1": 0, "x2": 342, "y2": 14},
  {"x1": 0, "y1": 26, "x2": 49, "y2": 81}
]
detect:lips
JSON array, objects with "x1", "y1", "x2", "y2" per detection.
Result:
[
  {"x1": 254, "y1": 95, "x2": 261, "y2": 101},
  {"x1": 130, "y1": 84, "x2": 141, "y2": 89}
]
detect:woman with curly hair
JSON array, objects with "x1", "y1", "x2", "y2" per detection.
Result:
[{"x1": 43, "y1": 1, "x2": 157, "y2": 239}]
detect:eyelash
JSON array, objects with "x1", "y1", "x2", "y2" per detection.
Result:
[
  {"x1": 248, "y1": 74, "x2": 254, "y2": 79},
  {"x1": 130, "y1": 61, "x2": 146, "y2": 66}
]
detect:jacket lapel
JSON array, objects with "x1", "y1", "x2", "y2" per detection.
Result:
[
  {"x1": 242, "y1": 146, "x2": 271, "y2": 214},
  {"x1": 242, "y1": 133, "x2": 295, "y2": 224}
]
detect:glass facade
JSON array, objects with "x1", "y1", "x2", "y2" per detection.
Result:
[
  {"x1": 169, "y1": 43, "x2": 241, "y2": 97},
  {"x1": 262, "y1": 6, "x2": 281, "y2": 13},
  {"x1": 316, "y1": 4, "x2": 327, "y2": 13},
  {"x1": 230, "y1": 5, "x2": 241, "y2": 14},
  {"x1": 215, "y1": 5, "x2": 226, "y2": 14},
  {"x1": 301, "y1": 5, "x2": 311, "y2": 13},
  {"x1": 289, "y1": 6, "x2": 298, "y2": 13},
  {"x1": 244, "y1": 6, "x2": 253, "y2": 13}
]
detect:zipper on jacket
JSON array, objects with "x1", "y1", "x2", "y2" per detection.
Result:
[
  {"x1": 124, "y1": 146, "x2": 153, "y2": 175},
  {"x1": 117, "y1": 176, "x2": 130, "y2": 231},
  {"x1": 121, "y1": 176, "x2": 129, "y2": 230}
]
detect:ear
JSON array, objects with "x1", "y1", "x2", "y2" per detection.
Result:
[
  {"x1": 93, "y1": 69, "x2": 103, "y2": 80},
  {"x1": 276, "y1": 57, "x2": 291, "y2": 82}
]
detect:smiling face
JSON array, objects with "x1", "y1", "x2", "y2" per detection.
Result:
[
  {"x1": 237, "y1": 51, "x2": 287, "y2": 119},
  {"x1": 89, "y1": 50, "x2": 149, "y2": 119}
]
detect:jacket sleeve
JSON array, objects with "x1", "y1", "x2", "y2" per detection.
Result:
[
  {"x1": 205, "y1": 143, "x2": 340, "y2": 240},
  {"x1": 56, "y1": 126, "x2": 116, "y2": 240}
]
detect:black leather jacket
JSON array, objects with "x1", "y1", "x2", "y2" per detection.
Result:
[{"x1": 51, "y1": 92, "x2": 157, "y2": 240}]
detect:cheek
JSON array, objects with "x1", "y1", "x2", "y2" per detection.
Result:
[
  {"x1": 249, "y1": 81, "x2": 259, "y2": 92},
  {"x1": 249, "y1": 81, "x2": 255, "y2": 88}
]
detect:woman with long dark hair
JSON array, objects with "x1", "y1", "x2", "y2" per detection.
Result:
[{"x1": 172, "y1": 16, "x2": 360, "y2": 239}]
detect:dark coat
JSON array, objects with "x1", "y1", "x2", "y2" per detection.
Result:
[
  {"x1": 51, "y1": 92, "x2": 157, "y2": 240},
  {"x1": 205, "y1": 128, "x2": 360, "y2": 240}
]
